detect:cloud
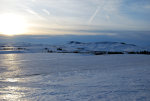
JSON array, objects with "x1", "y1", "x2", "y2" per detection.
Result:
[
  {"x1": 42, "y1": 9, "x2": 50, "y2": 15},
  {"x1": 26, "y1": 9, "x2": 38, "y2": 15},
  {"x1": 88, "y1": 6, "x2": 100, "y2": 24},
  {"x1": 32, "y1": 0, "x2": 36, "y2": 2}
]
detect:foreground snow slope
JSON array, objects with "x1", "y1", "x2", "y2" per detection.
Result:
[{"x1": 0, "y1": 53, "x2": 150, "y2": 101}]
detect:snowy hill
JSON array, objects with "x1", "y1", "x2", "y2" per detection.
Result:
[
  {"x1": 62, "y1": 41, "x2": 145, "y2": 52},
  {"x1": 0, "y1": 41, "x2": 150, "y2": 54}
]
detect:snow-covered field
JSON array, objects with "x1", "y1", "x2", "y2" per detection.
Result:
[{"x1": 0, "y1": 53, "x2": 150, "y2": 101}]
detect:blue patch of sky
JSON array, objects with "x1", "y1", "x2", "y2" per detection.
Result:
[{"x1": 121, "y1": 0, "x2": 150, "y2": 22}]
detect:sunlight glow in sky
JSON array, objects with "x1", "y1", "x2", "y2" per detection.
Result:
[
  {"x1": 0, "y1": 13, "x2": 28, "y2": 35},
  {"x1": 0, "y1": 0, "x2": 150, "y2": 35}
]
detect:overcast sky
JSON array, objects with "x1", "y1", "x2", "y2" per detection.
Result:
[{"x1": 0, "y1": 0, "x2": 150, "y2": 35}]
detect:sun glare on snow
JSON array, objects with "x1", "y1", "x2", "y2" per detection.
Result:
[{"x1": 0, "y1": 13, "x2": 28, "y2": 36}]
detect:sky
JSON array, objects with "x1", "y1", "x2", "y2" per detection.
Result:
[
  {"x1": 0, "y1": 0, "x2": 150, "y2": 35},
  {"x1": 0, "y1": 0, "x2": 150, "y2": 45}
]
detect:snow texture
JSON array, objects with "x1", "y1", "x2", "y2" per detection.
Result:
[{"x1": 0, "y1": 53, "x2": 150, "y2": 101}]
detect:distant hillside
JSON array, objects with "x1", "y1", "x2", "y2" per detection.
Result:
[
  {"x1": 0, "y1": 41, "x2": 150, "y2": 55},
  {"x1": 63, "y1": 41, "x2": 143, "y2": 52}
]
